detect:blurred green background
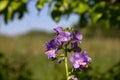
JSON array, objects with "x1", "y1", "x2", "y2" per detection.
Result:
[
  {"x1": 0, "y1": 29, "x2": 120, "y2": 80},
  {"x1": 0, "y1": 0, "x2": 120, "y2": 80}
]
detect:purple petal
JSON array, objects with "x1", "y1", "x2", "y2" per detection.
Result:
[
  {"x1": 69, "y1": 56, "x2": 75, "y2": 63},
  {"x1": 65, "y1": 31, "x2": 71, "y2": 36},
  {"x1": 56, "y1": 31, "x2": 71, "y2": 42},
  {"x1": 46, "y1": 39, "x2": 54, "y2": 49},
  {"x1": 74, "y1": 52, "x2": 81, "y2": 59},
  {"x1": 81, "y1": 51, "x2": 91, "y2": 62},
  {"x1": 46, "y1": 39, "x2": 61, "y2": 50},
  {"x1": 76, "y1": 34, "x2": 83, "y2": 41},
  {"x1": 73, "y1": 63, "x2": 80, "y2": 68},
  {"x1": 73, "y1": 30, "x2": 83, "y2": 42},
  {"x1": 48, "y1": 53, "x2": 56, "y2": 59},
  {"x1": 82, "y1": 51, "x2": 87, "y2": 56},
  {"x1": 54, "y1": 27, "x2": 62, "y2": 35},
  {"x1": 72, "y1": 77, "x2": 78, "y2": 80},
  {"x1": 45, "y1": 49, "x2": 56, "y2": 59}
]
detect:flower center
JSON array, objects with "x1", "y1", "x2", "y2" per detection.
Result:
[
  {"x1": 78, "y1": 60, "x2": 83, "y2": 65},
  {"x1": 76, "y1": 59, "x2": 83, "y2": 65}
]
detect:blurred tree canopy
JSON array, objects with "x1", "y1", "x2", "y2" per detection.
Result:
[{"x1": 0, "y1": 0, "x2": 120, "y2": 28}]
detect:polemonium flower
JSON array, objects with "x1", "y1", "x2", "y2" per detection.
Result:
[
  {"x1": 56, "y1": 31, "x2": 71, "y2": 43},
  {"x1": 45, "y1": 49, "x2": 57, "y2": 59},
  {"x1": 73, "y1": 30, "x2": 83, "y2": 43},
  {"x1": 54, "y1": 27, "x2": 71, "y2": 43},
  {"x1": 45, "y1": 39, "x2": 61, "y2": 59},
  {"x1": 46, "y1": 39, "x2": 61, "y2": 50},
  {"x1": 70, "y1": 51, "x2": 91, "y2": 69}
]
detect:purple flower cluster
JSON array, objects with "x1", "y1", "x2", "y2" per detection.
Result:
[
  {"x1": 45, "y1": 39, "x2": 60, "y2": 59},
  {"x1": 45, "y1": 27, "x2": 91, "y2": 69},
  {"x1": 45, "y1": 27, "x2": 92, "y2": 80},
  {"x1": 45, "y1": 27, "x2": 71, "y2": 59}
]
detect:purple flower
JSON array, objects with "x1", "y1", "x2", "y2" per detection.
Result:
[
  {"x1": 45, "y1": 39, "x2": 61, "y2": 59},
  {"x1": 70, "y1": 51, "x2": 91, "y2": 69},
  {"x1": 71, "y1": 41, "x2": 81, "y2": 52},
  {"x1": 46, "y1": 39, "x2": 61, "y2": 50},
  {"x1": 73, "y1": 30, "x2": 83, "y2": 43},
  {"x1": 56, "y1": 31, "x2": 71, "y2": 42},
  {"x1": 54, "y1": 27, "x2": 71, "y2": 42},
  {"x1": 45, "y1": 49, "x2": 57, "y2": 59}
]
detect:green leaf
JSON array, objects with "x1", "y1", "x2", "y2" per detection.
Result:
[
  {"x1": 74, "y1": 2, "x2": 88, "y2": 14},
  {"x1": 0, "y1": 1, "x2": 8, "y2": 12},
  {"x1": 5, "y1": 1, "x2": 22, "y2": 21},
  {"x1": 10, "y1": 1, "x2": 21, "y2": 11},
  {"x1": 63, "y1": 0, "x2": 69, "y2": 10},
  {"x1": 36, "y1": 0, "x2": 46, "y2": 11},
  {"x1": 90, "y1": 1, "x2": 106, "y2": 13},
  {"x1": 89, "y1": 1, "x2": 106, "y2": 24},
  {"x1": 21, "y1": 0, "x2": 27, "y2": 3},
  {"x1": 7, "y1": 7, "x2": 13, "y2": 20},
  {"x1": 91, "y1": 13, "x2": 102, "y2": 24},
  {"x1": 51, "y1": 9, "x2": 62, "y2": 22}
]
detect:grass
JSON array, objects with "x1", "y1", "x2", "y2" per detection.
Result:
[{"x1": 0, "y1": 31, "x2": 120, "y2": 80}]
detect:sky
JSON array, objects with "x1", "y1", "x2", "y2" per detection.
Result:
[{"x1": 0, "y1": 1, "x2": 79, "y2": 36}]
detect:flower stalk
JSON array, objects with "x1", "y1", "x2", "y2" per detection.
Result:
[{"x1": 65, "y1": 48, "x2": 69, "y2": 80}]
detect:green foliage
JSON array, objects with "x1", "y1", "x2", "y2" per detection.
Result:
[
  {"x1": 36, "y1": 0, "x2": 47, "y2": 11},
  {"x1": 89, "y1": 1, "x2": 106, "y2": 24},
  {"x1": 0, "y1": 1, "x2": 8, "y2": 11},
  {"x1": 51, "y1": 0, "x2": 89, "y2": 22},
  {"x1": 0, "y1": 0, "x2": 27, "y2": 24},
  {"x1": 0, "y1": 0, "x2": 120, "y2": 28}
]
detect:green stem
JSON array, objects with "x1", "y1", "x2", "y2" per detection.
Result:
[{"x1": 65, "y1": 50, "x2": 69, "y2": 80}]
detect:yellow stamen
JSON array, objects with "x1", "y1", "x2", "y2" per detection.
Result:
[
  {"x1": 79, "y1": 60, "x2": 83, "y2": 64},
  {"x1": 85, "y1": 65, "x2": 88, "y2": 68}
]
